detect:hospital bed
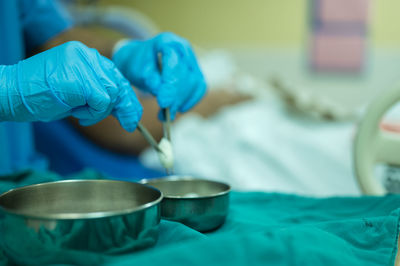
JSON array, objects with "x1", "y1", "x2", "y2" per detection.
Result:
[{"x1": 354, "y1": 82, "x2": 400, "y2": 195}]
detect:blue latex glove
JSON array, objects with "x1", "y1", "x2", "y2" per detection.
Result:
[
  {"x1": 0, "y1": 41, "x2": 142, "y2": 132},
  {"x1": 112, "y1": 32, "x2": 207, "y2": 120}
]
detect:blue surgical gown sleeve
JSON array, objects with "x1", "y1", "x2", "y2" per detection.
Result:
[
  {"x1": 0, "y1": 0, "x2": 73, "y2": 176},
  {"x1": 19, "y1": 0, "x2": 73, "y2": 52}
]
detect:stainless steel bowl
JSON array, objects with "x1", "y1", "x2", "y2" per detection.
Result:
[
  {"x1": 141, "y1": 176, "x2": 230, "y2": 232},
  {"x1": 0, "y1": 179, "x2": 162, "y2": 253}
]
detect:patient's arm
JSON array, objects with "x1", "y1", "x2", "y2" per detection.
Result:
[
  {"x1": 35, "y1": 26, "x2": 123, "y2": 58},
  {"x1": 37, "y1": 26, "x2": 252, "y2": 155},
  {"x1": 69, "y1": 90, "x2": 252, "y2": 155}
]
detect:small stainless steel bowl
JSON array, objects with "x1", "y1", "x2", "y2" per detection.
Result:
[
  {"x1": 0, "y1": 179, "x2": 162, "y2": 253},
  {"x1": 141, "y1": 176, "x2": 230, "y2": 232}
]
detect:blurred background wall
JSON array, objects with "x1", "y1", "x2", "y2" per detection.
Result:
[
  {"x1": 87, "y1": 0, "x2": 400, "y2": 109},
  {"x1": 100, "y1": 0, "x2": 400, "y2": 49}
]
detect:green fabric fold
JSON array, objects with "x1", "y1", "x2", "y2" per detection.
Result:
[{"x1": 0, "y1": 171, "x2": 398, "y2": 265}]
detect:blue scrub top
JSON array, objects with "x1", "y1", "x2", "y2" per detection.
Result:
[{"x1": 0, "y1": 0, "x2": 72, "y2": 176}]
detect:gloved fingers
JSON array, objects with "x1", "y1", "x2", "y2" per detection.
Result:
[
  {"x1": 73, "y1": 81, "x2": 141, "y2": 130},
  {"x1": 155, "y1": 33, "x2": 201, "y2": 73},
  {"x1": 180, "y1": 41, "x2": 203, "y2": 74},
  {"x1": 124, "y1": 47, "x2": 149, "y2": 87},
  {"x1": 113, "y1": 42, "x2": 161, "y2": 95},
  {"x1": 158, "y1": 83, "x2": 187, "y2": 121},
  {"x1": 161, "y1": 72, "x2": 206, "y2": 120},
  {"x1": 112, "y1": 92, "x2": 143, "y2": 132},
  {"x1": 158, "y1": 42, "x2": 205, "y2": 96},
  {"x1": 159, "y1": 45, "x2": 181, "y2": 82},
  {"x1": 168, "y1": 75, "x2": 196, "y2": 114},
  {"x1": 84, "y1": 87, "x2": 113, "y2": 117},
  {"x1": 160, "y1": 64, "x2": 207, "y2": 115},
  {"x1": 69, "y1": 74, "x2": 113, "y2": 122},
  {"x1": 143, "y1": 64, "x2": 162, "y2": 95},
  {"x1": 73, "y1": 73, "x2": 136, "y2": 128},
  {"x1": 64, "y1": 52, "x2": 117, "y2": 115},
  {"x1": 179, "y1": 76, "x2": 207, "y2": 113},
  {"x1": 156, "y1": 82, "x2": 179, "y2": 110},
  {"x1": 155, "y1": 46, "x2": 185, "y2": 109},
  {"x1": 111, "y1": 71, "x2": 143, "y2": 132},
  {"x1": 71, "y1": 105, "x2": 110, "y2": 125},
  {"x1": 48, "y1": 65, "x2": 99, "y2": 110},
  {"x1": 83, "y1": 54, "x2": 143, "y2": 128},
  {"x1": 40, "y1": 109, "x2": 72, "y2": 122},
  {"x1": 92, "y1": 54, "x2": 125, "y2": 101},
  {"x1": 70, "y1": 55, "x2": 130, "y2": 124},
  {"x1": 112, "y1": 40, "x2": 144, "y2": 83}
]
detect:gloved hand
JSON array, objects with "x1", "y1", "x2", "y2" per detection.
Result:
[
  {"x1": 112, "y1": 32, "x2": 207, "y2": 120},
  {"x1": 0, "y1": 41, "x2": 142, "y2": 132}
]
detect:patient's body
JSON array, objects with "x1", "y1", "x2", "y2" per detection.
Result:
[{"x1": 68, "y1": 90, "x2": 252, "y2": 155}]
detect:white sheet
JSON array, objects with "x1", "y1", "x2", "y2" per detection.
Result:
[{"x1": 140, "y1": 95, "x2": 360, "y2": 196}]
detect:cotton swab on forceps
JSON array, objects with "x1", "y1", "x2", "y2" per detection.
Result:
[
  {"x1": 157, "y1": 53, "x2": 174, "y2": 175},
  {"x1": 161, "y1": 108, "x2": 174, "y2": 175},
  {"x1": 137, "y1": 122, "x2": 174, "y2": 174}
]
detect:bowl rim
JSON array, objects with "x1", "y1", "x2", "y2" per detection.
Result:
[
  {"x1": 0, "y1": 179, "x2": 163, "y2": 220},
  {"x1": 140, "y1": 176, "x2": 231, "y2": 199}
]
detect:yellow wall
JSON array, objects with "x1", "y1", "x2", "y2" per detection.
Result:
[
  {"x1": 101, "y1": 0, "x2": 400, "y2": 49},
  {"x1": 371, "y1": 0, "x2": 400, "y2": 48}
]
